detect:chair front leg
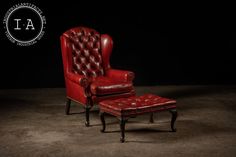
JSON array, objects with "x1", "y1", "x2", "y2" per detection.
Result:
[
  {"x1": 85, "y1": 105, "x2": 91, "y2": 127},
  {"x1": 120, "y1": 116, "x2": 126, "y2": 143},
  {"x1": 83, "y1": 86, "x2": 92, "y2": 127},
  {"x1": 99, "y1": 111, "x2": 106, "y2": 132}
]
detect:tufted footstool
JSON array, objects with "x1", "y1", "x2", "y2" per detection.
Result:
[{"x1": 99, "y1": 94, "x2": 177, "y2": 142}]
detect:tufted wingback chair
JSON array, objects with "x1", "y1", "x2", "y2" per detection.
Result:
[{"x1": 60, "y1": 27, "x2": 135, "y2": 126}]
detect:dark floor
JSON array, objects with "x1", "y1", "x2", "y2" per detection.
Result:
[{"x1": 0, "y1": 86, "x2": 236, "y2": 157}]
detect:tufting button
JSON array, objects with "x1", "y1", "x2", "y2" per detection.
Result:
[
  {"x1": 118, "y1": 103, "x2": 123, "y2": 106},
  {"x1": 145, "y1": 99, "x2": 149, "y2": 102},
  {"x1": 86, "y1": 42, "x2": 94, "y2": 49},
  {"x1": 89, "y1": 36, "x2": 95, "y2": 42},
  {"x1": 83, "y1": 49, "x2": 90, "y2": 57}
]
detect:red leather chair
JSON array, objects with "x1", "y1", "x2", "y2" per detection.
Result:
[{"x1": 60, "y1": 27, "x2": 135, "y2": 126}]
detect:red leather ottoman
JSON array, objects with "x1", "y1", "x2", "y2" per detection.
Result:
[{"x1": 99, "y1": 94, "x2": 177, "y2": 142}]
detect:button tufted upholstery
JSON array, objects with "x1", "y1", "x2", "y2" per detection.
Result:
[
  {"x1": 63, "y1": 27, "x2": 104, "y2": 78},
  {"x1": 99, "y1": 94, "x2": 176, "y2": 117},
  {"x1": 60, "y1": 27, "x2": 135, "y2": 126}
]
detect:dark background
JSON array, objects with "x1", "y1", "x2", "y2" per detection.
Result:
[{"x1": 0, "y1": 1, "x2": 235, "y2": 88}]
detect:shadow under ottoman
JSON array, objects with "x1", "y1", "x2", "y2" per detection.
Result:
[{"x1": 99, "y1": 94, "x2": 178, "y2": 142}]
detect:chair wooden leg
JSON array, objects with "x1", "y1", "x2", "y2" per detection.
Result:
[
  {"x1": 99, "y1": 112, "x2": 106, "y2": 132},
  {"x1": 65, "y1": 98, "x2": 71, "y2": 115},
  {"x1": 120, "y1": 117, "x2": 126, "y2": 143},
  {"x1": 169, "y1": 109, "x2": 177, "y2": 132},
  {"x1": 85, "y1": 105, "x2": 91, "y2": 127}
]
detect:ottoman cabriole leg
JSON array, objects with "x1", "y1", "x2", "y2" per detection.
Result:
[
  {"x1": 119, "y1": 116, "x2": 126, "y2": 143},
  {"x1": 99, "y1": 111, "x2": 106, "y2": 132},
  {"x1": 149, "y1": 112, "x2": 154, "y2": 123},
  {"x1": 169, "y1": 109, "x2": 177, "y2": 132}
]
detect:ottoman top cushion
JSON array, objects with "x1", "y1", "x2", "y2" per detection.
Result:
[{"x1": 99, "y1": 94, "x2": 176, "y2": 112}]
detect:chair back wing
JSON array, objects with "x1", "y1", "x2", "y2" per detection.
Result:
[
  {"x1": 101, "y1": 34, "x2": 113, "y2": 71},
  {"x1": 61, "y1": 27, "x2": 104, "y2": 78}
]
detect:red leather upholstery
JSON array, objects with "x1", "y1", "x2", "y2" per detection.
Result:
[
  {"x1": 90, "y1": 76, "x2": 134, "y2": 95},
  {"x1": 99, "y1": 94, "x2": 176, "y2": 117},
  {"x1": 63, "y1": 27, "x2": 104, "y2": 78},
  {"x1": 60, "y1": 27, "x2": 135, "y2": 124}
]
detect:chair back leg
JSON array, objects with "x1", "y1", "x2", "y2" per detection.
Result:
[{"x1": 65, "y1": 98, "x2": 71, "y2": 115}]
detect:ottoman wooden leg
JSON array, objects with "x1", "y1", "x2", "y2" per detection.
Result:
[
  {"x1": 149, "y1": 112, "x2": 154, "y2": 123},
  {"x1": 169, "y1": 109, "x2": 177, "y2": 132},
  {"x1": 120, "y1": 117, "x2": 126, "y2": 143},
  {"x1": 99, "y1": 111, "x2": 106, "y2": 132}
]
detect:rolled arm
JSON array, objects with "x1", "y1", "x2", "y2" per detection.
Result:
[
  {"x1": 66, "y1": 72, "x2": 89, "y2": 88},
  {"x1": 106, "y1": 69, "x2": 135, "y2": 82}
]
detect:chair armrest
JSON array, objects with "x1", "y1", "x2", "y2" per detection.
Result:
[
  {"x1": 106, "y1": 69, "x2": 135, "y2": 82},
  {"x1": 66, "y1": 72, "x2": 89, "y2": 88}
]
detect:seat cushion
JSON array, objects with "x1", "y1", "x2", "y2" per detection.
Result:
[{"x1": 90, "y1": 77, "x2": 133, "y2": 96}]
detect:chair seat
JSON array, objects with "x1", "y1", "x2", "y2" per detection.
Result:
[{"x1": 90, "y1": 77, "x2": 133, "y2": 96}]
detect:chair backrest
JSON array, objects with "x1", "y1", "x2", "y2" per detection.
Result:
[{"x1": 62, "y1": 27, "x2": 104, "y2": 78}]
